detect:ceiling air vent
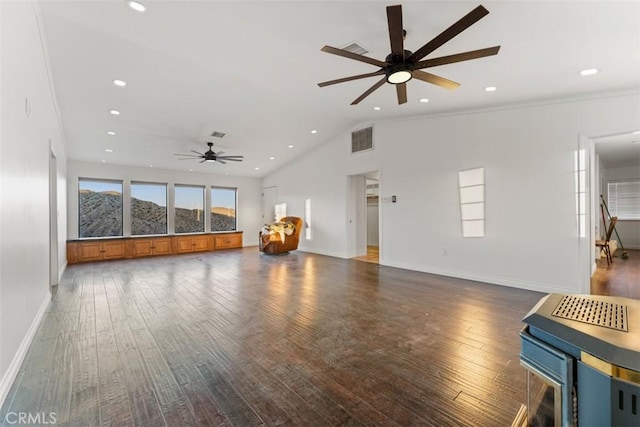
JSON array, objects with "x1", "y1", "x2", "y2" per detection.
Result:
[
  {"x1": 210, "y1": 131, "x2": 226, "y2": 138},
  {"x1": 340, "y1": 41, "x2": 369, "y2": 56},
  {"x1": 351, "y1": 126, "x2": 373, "y2": 154}
]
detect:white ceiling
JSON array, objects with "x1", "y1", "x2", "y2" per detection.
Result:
[{"x1": 38, "y1": 0, "x2": 640, "y2": 176}]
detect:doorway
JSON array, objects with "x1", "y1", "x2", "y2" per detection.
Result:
[
  {"x1": 586, "y1": 131, "x2": 640, "y2": 299},
  {"x1": 348, "y1": 171, "x2": 381, "y2": 264},
  {"x1": 262, "y1": 186, "x2": 277, "y2": 223},
  {"x1": 49, "y1": 148, "x2": 58, "y2": 290}
]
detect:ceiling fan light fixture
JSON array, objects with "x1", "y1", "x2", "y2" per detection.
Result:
[
  {"x1": 205, "y1": 159, "x2": 216, "y2": 163},
  {"x1": 386, "y1": 64, "x2": 413, "y2": 84}
]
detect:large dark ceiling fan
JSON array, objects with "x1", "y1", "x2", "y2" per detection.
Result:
[
  {"x1": 318, "y1": 4, "x2": 500, "y2": 105},
  {"x1": 174, "y1": 142, "x2": 243, "y2": 164}
]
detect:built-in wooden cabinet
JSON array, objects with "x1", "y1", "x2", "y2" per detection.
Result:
[
  {"x1": 68, "y1": 239, "x2": 128, "y2": 263},
  {"x1": 132, "y1": 237, "x2": 172, "y2": 257},
  {"x1": 175, "y1": 235, "x2": 211, "y2": 253},
  {"x1": 214, "y1": 233, "x2": 243, "y2": 250},
  {"x1": 67, "y1": 232, "x2": 242, "y2": 264}
]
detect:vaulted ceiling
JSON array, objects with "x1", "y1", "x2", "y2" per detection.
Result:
[{"x1": 38, "y1": 1, "x2": 640, "y2": 176}]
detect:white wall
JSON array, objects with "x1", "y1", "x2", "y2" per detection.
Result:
[
  {"x1": 0, "y1": 0, "x2": 68, "y2": 403},
  {"x1": 67, "y1": 161, "x2": 263, "y2": 245},
  {"x1": 600, "y1": 164, "x2": 640, "y2": 249},
  {"x1": 263, "y1": 93, "x2": 640, "y2": 294}
]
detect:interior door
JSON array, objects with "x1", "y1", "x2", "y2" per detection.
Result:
[{"x1": 262, "y1": 186, "x2": 277, "y2": 223}]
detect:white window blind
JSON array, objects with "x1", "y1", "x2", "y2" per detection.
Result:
[{"x1": 608, "y1": 180, "x2": 640, "y2": 220}]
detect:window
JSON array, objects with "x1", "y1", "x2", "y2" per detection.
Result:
[
  {"x1": 304, "y1": 198, "x2": 312, "y2": 239},
  {"x1": 78, "y1": 179, "x2": 123, "y2": 237},
  {"x1": 574, "y1": 150, "x2": 586, "y2": 237},
  {"x1": 211, "y1": 187, "x2": 237, "y2": 231},
  {"x1": 608, "y1": 180, "x2": 640, "y2": 220},
  {"x1": 274, "y1": 203, "x2": 287, "y2": 221},
  {"x1": 458, "y1": 168, "x2": 485, "y2": 237},
  {"x1": 131, "y1": 182, "x2": 167, "y2": 235},
  {"x1": 174, "y1": 185, "x2": 204, "y2": 233}
]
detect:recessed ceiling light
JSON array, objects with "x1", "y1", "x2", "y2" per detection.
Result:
[
  {"x1": 105, "y1": 148, "x2": 113, "y2": 153},
  {"x1": 580, "y1": 68, "x2": 599, "y2": 76},
  {"x1": 484, "y1": 86, "x2": 497, "y2": 92},
  {"x1": 109, "y1": 109, "x2": 120, "y2": 115},
  {"x1": 113, "y1": 79, "x2": 126, "y2": 87},
  {"x1": 373, "y1": 106, "x2": 381, "y2": 111},
  {"x1": 311, "y1": 130, "x2": 318, "y2": 134},
  {"x1": 107, "y1": 131, "x2": 115, "y2": 135},
  {"x1": 101, "y1": 160, "x2": 106, "y2": 163},
  {"x1": 269, "y1": 156, "x2": 275, "y2": 160},
  {"x1": 126, "y1": 1, "x2": 146, "y2": 12},
  {"x1": 149, "y1": 165, "x2": 153, "y2": 168},
  {"x1": 419, "y1": 98, "x2": 430, "y2": 103},
  {"x1": 189, "y1": 169, "x2": 193, "y2": 172},
  {"x1": 632, "y1": 130, "x2": 640, "y2": 135},
  {"x1": 288, "y1": 144, "x2": 294, "y2": 148},
  {"x1": 254, "y1": 167, "x2": 260, "y2": 170}
]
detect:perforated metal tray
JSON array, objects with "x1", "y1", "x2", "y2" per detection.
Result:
[{"x1": 551, "y1": 295, "x2": 628, "y2": 332}]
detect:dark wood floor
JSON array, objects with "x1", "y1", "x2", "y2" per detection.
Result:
[
  {"x1": 1, "y1": 248, "x2": 547, "y2": 426},
  {"x1": 591, "y1": 248, "x2": 640, "y2": 299}
]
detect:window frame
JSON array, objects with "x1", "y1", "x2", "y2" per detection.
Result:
[
  {"x1": 78, "y1": 178, "x2": 124, "y2": 238},
  {"x1": 210, "y1": 186, "x2": 238, "y2": 232},
  {"x1": 130, "y1": 181, "x2": 168, "y2": 236},
  {"x1": 174, "y1": 184, "x2": 206, "y2": 234},
  {"x1": 458, "y1": 168, "x2": 485, "y2": 238}
]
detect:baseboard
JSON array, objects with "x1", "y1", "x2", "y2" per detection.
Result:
[
  {"x1": 0, "y1": 292, "x2": 51, "y2": 408},
  {"x1": 382, "y1": 259, "x2": 578, "y2": 295},
  {"x1": 58, "y1": 261, "x2": 67, "y2": 282}
]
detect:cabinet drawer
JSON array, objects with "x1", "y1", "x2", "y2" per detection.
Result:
[
  {"x1": 78, "y1": 242, "x2": 103, "y2": 262},
  {"x1": 133, "y1": 240, "x2": 153, "y2": 257},
  {"x1": 153, "y1": 238, "x2": 172, "y2": 255},
  {"x1": 102, "y1": 241, "x2": 126, "y2": 259},
  {"x1": 215, "y1": 234, "x2": 242, "y2": 249}
]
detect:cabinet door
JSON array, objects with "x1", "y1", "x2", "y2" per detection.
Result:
[
  {"x1": 215, "y1": 234, "x2": 242, "y2": 249},
  {"x1": 152, "y1": 238, "x2": 172, "y2": 255},
  {"x1": 133, "y1": 240, "x2": 153, "y2": 257},
  {"x1": 192, "y1": 235, "x2": 210, "y2": 252},
  {"x1": 176, "y1": 236, "x2": 194, "y2": 253},
  {"x1": 78, "y1": 242, "x2": 103, "y2": 262},
  {"x1": 102, "y1": 241, "x2": 126, "y2": 260}
]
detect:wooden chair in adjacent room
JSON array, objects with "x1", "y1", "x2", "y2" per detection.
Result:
[{"x1": 595, "y1": 216, "x2": 618, "y2": 265}]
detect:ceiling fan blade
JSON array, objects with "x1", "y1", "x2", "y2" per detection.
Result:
[
  {"x1": 190, "y1": 150, "x2": 205, "y2": 156},
  {"x1": 215, "y1": 151, "x2": 225, "y2": 155},
  {"x1": 414, "y1": 46, "x2": 501, "y2": 69},
  {"x1": 177, "y1": 157, "x2": 201, "y2": 160},
  {"x1": 199, "y1": 159, "x2": 207, "y2": 163},
  {"x1": 351, "y1": 77, "x2": 387, "y2": 105},
  {"x1": 387, "y1": 5, "x2": 404, "y2": 59},
  {"x1": 407, "y1": 5, "x2": 489, "y2": 63},
  {"x1": 216, "y1": 159, "x2": 227, "y2": 164},
  {"x1": 396, "y1": 83, "x2": 407, "y2": 105},
  {"x1": 173, "y1": 153, "x2": 202, "y2": 157},
  {"x1": 413, "y1": 70, "x2": 460, "y2": 90},
  {"x1": 219, "y1": 158, "x2": 242, "y2": 162},
  {"x1": 321, "y1": 45, "x2": 387, "y2": 68},
  {"x1": 217, "y1": 156, "x2": 243, "y2": 160},
  {"x1": 318, "y1": 70, "x2": 385, "y2": 87}
]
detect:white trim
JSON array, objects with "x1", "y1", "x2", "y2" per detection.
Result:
[
  {"x1": 383, "y1": 259, "x2": 578, "y2": 295},
  {"x1": 0, "y1": 294, "x2": 50, "y2": 408}
]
